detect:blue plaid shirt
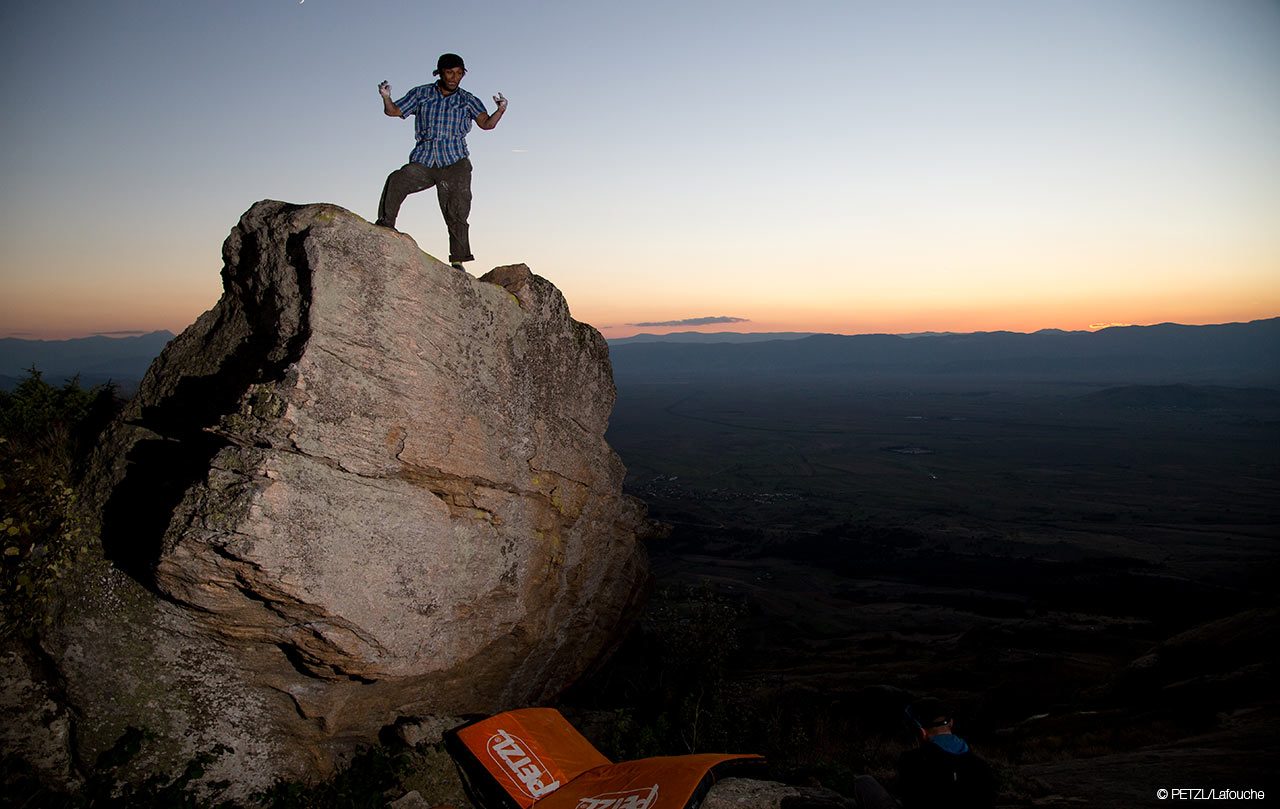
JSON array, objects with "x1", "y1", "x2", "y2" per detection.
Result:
[{"x1": 394, "y1": 83, "x2": 488, "y2": 167}]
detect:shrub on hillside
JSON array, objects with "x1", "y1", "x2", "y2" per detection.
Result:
[{"x1": 0, "y1": 368, "x2": 122, "y2": 639}]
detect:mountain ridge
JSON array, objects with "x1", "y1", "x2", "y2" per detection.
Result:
[
  {"x1": 10, "y1": 318, "x2": 1277, "y2": 390},
  {"x1": 608, "y1": 317, "x2": 1280, "y2": 388},
  {"x1": 0, "y1": 330, "x2": 176, "y2": 390}
]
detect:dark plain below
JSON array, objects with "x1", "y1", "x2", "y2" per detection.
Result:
[{"x1": 559, "y1": 378, "x2": 1279, "y2": 806}]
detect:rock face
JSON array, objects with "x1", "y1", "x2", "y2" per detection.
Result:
[{"x1": 41, "y1": 201, "x2": 652, "y2": 791}]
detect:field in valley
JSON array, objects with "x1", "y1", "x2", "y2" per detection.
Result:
[{"x1": 563, "y1": 379, "x2": 1280, "y2": 804}]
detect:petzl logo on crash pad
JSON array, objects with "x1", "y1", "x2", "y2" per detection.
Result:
[
  {"x1": 575, "y1": 784, "x2": 660, "y2": 809},
  {"x1": 487, "y1": 729, "x2": 562, "y2": 799}
]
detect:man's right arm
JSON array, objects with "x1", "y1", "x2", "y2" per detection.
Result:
[{"x1": 379, "y1": 81, "x2": 403, "y2": 117}]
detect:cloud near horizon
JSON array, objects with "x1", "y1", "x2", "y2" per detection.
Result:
[{"x1": 628, "y1": 316, "x2": 750, "y2": 328}]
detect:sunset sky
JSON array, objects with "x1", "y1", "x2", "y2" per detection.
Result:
[{"x1": 2, "y1": 0, "x2": 1277, "y2": 340}]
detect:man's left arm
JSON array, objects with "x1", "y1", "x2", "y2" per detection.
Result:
[{"x1": 475, "y1": 93, "x2": 508, "y2": 130}]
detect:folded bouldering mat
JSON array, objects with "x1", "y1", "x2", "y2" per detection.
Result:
[{"x1": 445, "y1": 708, "x2": 763, "y2": 809}]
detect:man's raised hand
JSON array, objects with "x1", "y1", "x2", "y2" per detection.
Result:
[
  {"x1": 493, "y1": 92, "x2": 508, "y2": 110},
  {"x1": 379, "y1": 81, "x2": 392, "y2": 98}
]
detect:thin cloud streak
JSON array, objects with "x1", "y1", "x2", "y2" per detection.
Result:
[{"x1": 628, "y1": 316, "x2": 749, "y2": 328}]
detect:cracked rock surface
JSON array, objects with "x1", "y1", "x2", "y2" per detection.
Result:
[{"x1": 40, "y1": 200, "x2": 653, "y2": 793}]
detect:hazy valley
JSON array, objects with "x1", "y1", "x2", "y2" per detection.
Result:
[{"x1": 571, "y1": 325, "x2": 1280, "y2": 804}]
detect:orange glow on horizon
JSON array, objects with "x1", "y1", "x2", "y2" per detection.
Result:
[
  {"x1": 4, "y1": 257, "x2": 1277, "y2": 342},
  {"x1": 1, "y1": 295, "x2": 216, "y2": 341},
  {"x1": 581, "y1": 290, "x2": 1280, "y2": 340},
  {"x1": 6, "y1": 299, "x2": 1277, "y2": 343}
]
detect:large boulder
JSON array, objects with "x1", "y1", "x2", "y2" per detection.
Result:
[{"x1": 39, "y1": 201, "x2": 653, "y2": 792}]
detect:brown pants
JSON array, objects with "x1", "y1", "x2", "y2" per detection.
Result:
[{"x1": 377, "y1": 158, "x2": 474, "y2": 263}]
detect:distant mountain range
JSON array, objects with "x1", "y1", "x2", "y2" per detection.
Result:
[
  {"x1": 5, "y1": 318, "x2": 1278, "y2": 393},
  {"x1": 0, "y1": 330, "x2": 175, "y2": 392},
  {"x1": 608, "y1": 318, "x2": 1280, "y2": 388}
]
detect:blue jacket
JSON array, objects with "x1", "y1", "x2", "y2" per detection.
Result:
[{"x1": 896, "y1": 735, "x2": 995, "y2": 808}]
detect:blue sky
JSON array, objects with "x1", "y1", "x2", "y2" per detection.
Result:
[{"x1": 2, "y1": 0, "x2": 1277, "y2": 339}]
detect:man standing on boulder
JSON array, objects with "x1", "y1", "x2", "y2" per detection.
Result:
[{"x1": 376, "y1": 53, "x2": 508, "y2": 271}]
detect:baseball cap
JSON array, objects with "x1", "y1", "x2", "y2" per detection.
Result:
[{"x1": 434, "y1": 53, "x2": 466, "y2": 75}]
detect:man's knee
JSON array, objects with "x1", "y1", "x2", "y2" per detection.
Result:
[
  {"x1": 391, "y1": 162, "x2": 435, "y2": 190},
  {"x1": 437, "y1": 183, "x2": 472, "y2": 221}
]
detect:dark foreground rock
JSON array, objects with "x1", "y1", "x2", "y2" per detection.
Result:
[{"x1": 29, "y1": 201, "x2": 653, "y2": 794}]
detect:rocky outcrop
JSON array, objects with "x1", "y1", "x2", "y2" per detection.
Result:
[
  {"x1": 38, "y1": 201, "x2": 653, "y2": 792},
  {"x1": 703, "y1": 778, "x2": 856, "y2": 809}
]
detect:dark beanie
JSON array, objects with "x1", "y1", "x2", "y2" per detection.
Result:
[
  {"x1": 433, "y1": 53, "x2": 466, "y2": 75},
  {"x1": 906, "y1": 698, "x2": 954, "y2": 729}
]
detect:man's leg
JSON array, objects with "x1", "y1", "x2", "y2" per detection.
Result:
[
  {"x1": 436, "y1": 157, "x2": 474, "y2": 263},
  {"x1": 377, "y1": 163, "x2": 436, "y2": 227}
]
